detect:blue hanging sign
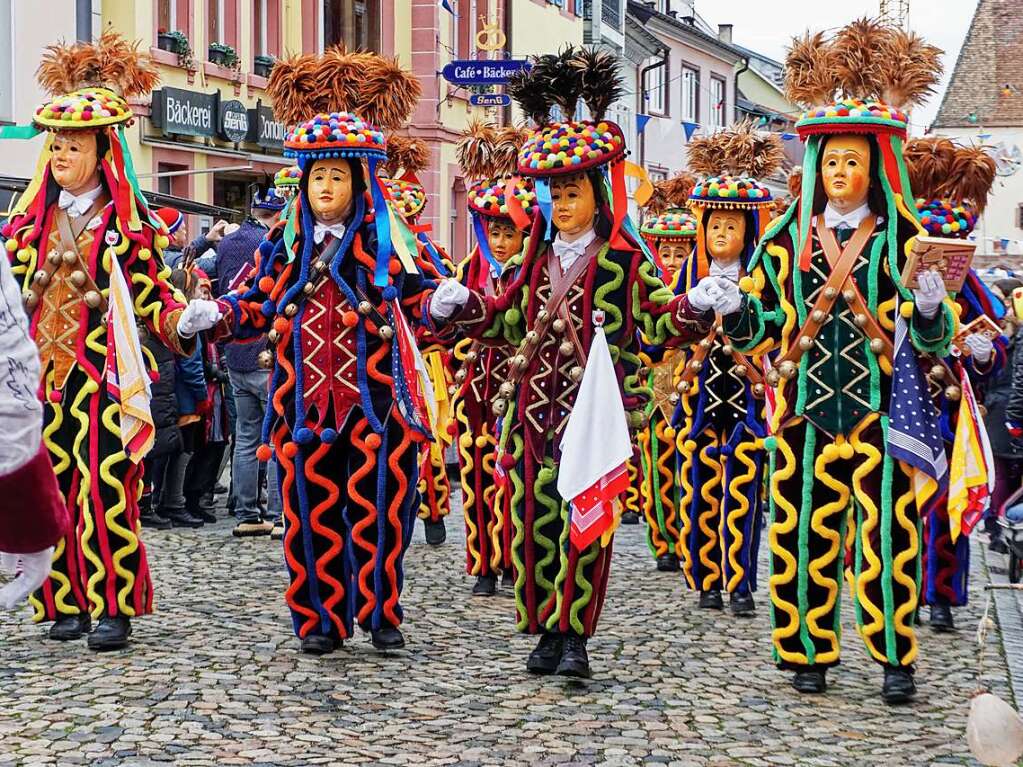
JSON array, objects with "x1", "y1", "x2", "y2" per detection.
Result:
[
  {"x1": 469, "y1": 93, "x2": 511, "y2": 107},
  {"x1": 442, "y1": 60, "x2": 531, "y2": 85}
]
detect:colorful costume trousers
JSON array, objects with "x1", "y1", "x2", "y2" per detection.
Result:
[
  {"x1": 276, "y1": 404, "x2": 419, "y2": 641},
  {"x1": 32, "y1": 366, "x2": 153, "y2": 622},
  {"x1": 921, "y1": 487, "x2": 969, "y2": 608},
  {"x1": 637, "y1": 416, "x2": 682, "y2": 559},
  {"x1": 417, "y1": 350, "x2": 453, "y2": 524},
  {"x1": 455, "y1": 397, "x2": 508, "y2": 576},
  {"x1": 677, "y1": 421, "x2": 763, "y2": 595},
  {"x1": 769, "y1": 414, "x2": 919, "y2": 670}
]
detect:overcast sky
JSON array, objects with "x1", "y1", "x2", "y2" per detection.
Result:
[{"x1": 696, "y1": 0, "x2": 981, "y2": 134}]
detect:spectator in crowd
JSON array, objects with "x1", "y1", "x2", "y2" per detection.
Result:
[
  {"x1": 139, "y1": 325, "x2": 182, "y2": 530},
  {"x1": 215, "y1": 188, "x2": 286, "y2": 538},
  {"x1": 155, "y1": 206, "x2": 227, "y2": 278}
]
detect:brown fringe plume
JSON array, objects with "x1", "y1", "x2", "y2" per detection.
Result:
[
  {"x1": 266, "y1": 53, "x2": 321, "y2": 127},
  {"x1": 784, "y1": 31, "x2": 837, "y2": 107},
  {"x1": 879, "y1": 29, "x2": 943, "y2": 109},
  {"x1": 645, "y1": 172, "x2": 697, "y2": 215},
  {"x1": 938, "y1": 146, "x2": 997, "y2": 211},
  {"x1": 787, "y1": 166, "x2": 803, "y2": 199},
  {"x1": 903, "y1": 137, "x2": 957, "y2": 199},
  {"x1": 529, "y1": 48, "x2": 583, "y2": 120},
  {"x1": 313, "y1": 46, "x2": 363, "y2": 115},
  {"x1": 830, "y1": 18, "x2": 892, "y2": 104},
  {"x1": 383, "y1": 135, "x2": 430, "y2": 178},
  {"x1": 356, "y1": 55, "x2": 421, "y2": 130},
  {"x1": 456, "y1": 118, "x2": 499, "y2": 181},
  {"x1": 685, "y1": 133, "x2": 728, "y2": 177},
  {"x1": 494, "y1": 125, "x2": 530, "y2": 176},
  {"x1": 688, "y1": 119, "x2": 783, "y2": 179},
  {"x1": 37, "y1": 31, "x2": 159, "y2": 98},
  {"x1": 573, "y1": 47, "x2": 623, "y2": 122}
]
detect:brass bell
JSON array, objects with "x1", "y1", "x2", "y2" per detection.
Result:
[
  {"x1": 464, "y1": 351, "x2": 478, "y2": 363},
  {"x1": 722, "y1": 344, "x2": 733, "y2": 355},
  {"x1": 47, "y1": 250, "x2": 61, "y2": 266},
  {"x1": 513, "y1": 355, "x2": 529, "y2": 370},
  {"x1": 23, "y1": 291, "x2": 38, "y2": 309},
  {"x1": 779, "y1": 360, "x2": 798, "y2": 379},
  {"x1": 32, "y1": 271, "x2": 50, "y2": 286},
  {"x1": 699, "y1": 338, "x2": 712, "y2": 350},
  {"x1": 869, "y1": 338, "x2": 884, "y2": 354},
  {"x1": 358, "y1": 301, "x2": 372, "y2": 315},
  {"x1": 70, "y1": 270, "x2": 87, "y2": 288},
  {"x1": 823, "y1": 287, "x2": 838, "y2": 300},
  {"x1": 811, "y1": 309, "x2": 826, "y2": 323},
  {"x1": 799, "y1": 337, "x2": 814, "y2": 351},
  {"x1": 569, "y1": 366, "x2": 584, "y2": 382},
  {"x1": 448, "y1": 385, "x2": 457, "y2": 397},
  {"x1": 536, "y1": 310, "x2": 549, "y2": 324},
  {"x1": 499, "y1": 381, "x2": 515, "y2": 398},
  {"x1": 303, "y1": 282, "x2": 316, "y2": 295},
  {"x1": 688, "y1": 359, "x2": 703, "y2": 373},
  {"x1": 454, "y1": 369, "x2": 468, "y2": 384},
  {"x1": 524, "y1": 330, "x2": 539, "y2": 346},
  {"x1": 257, "y1": 350, "x2": 274, "y2": 369},
  {"x1": 842, "y1": 288, "x2": 856, "y2": 303},
  {"x1": 676, "y1": 381, "x2": 691, "y2": 394},
  {"x1": 715, "y1": 325, "x2": 724, "y2": 335},
  {"x1": 552, "y1": 318, "x2": 566, "y2": 333},
  {"x1": 61, "y1": 250, "x2": 77, "y2": 265},
  {"x1": 753, "y1": 383, "x2": 765, "y2": 396},
  {"x1": 284, "y1": 303, "x2": 298, "y2": 318},
  {"x1": 84, "y1": 290, "x2": 101, "y2": 309},
  {"x1": 379, "y1": 325, "x2": 394, "y2": 340},
  {"x1": 268, "y1": 329, "x2": 280, "y2": 344},
  {"x1": 669, "y1": 392, "x2": 680, "y2": 404},
  {"x1": 929, "y1": 365, "x2": 946, "y2": 380},
  {"x1": 945, "y1": 385, "x2": 961, "y2": 401},
  {"x1": 492, "y1": 398, "x2": 508, "y2": 416},
  {"x1": 559, "y1": 341, "x2": 574, "y2": 357},
  {"x1": 853, "y1": 314, "x2": 868, "y2": 328},
  {"x1": 766, "y1": 369, "x2": 781, "y2": 387},
  {"x1": 733, "y1": 364, "x2": 748, "y2": 377}
]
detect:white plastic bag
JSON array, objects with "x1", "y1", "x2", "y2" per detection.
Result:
[{"x1": 967, "y1": 691, "x2": 1023, "y2": 767}]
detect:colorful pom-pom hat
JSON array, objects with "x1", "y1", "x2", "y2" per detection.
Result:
[
  {"x1": 517, "y1": 120, "x2": 626, "y2": 178},
  {"x1": 641, "y1": 209, "x2": 698, "y2": 241},
  {"x1": 34, "y1": 86, "x2": 134, "y2": 131},
  {"x1": 382, "y1": 175, "x2": 427, "y2": 219},
  {"x1": 273, "y1": 165, "x2": 301, "y2": 193},
  {"x1": 915, "y1": 198, "x2": 977, "y2": 239},
  {"x1": 283, "y1": 112, "x2": 386, "y2": 164},
  {"x1": 795, "y1": 98, "x2": 909, "y2": 141},
  {"x1": 689, "y1": 174, "x2": 774, "y2": 211},
  {"x1": 467, "y1": 176, "x2": 537, "y2": 221}
]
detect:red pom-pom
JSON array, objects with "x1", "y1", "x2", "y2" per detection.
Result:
[
  {"x1": 500, "y1": 454, "x2": 516, "y2": 470},
  {"x1": 148, "y1": 370, "x2": 161, "y2": 383},
  {"x1": 273, "y1": 317, "x2": 291, "y2": 334},
  {"x1": 446, "y1": 422, "x2": 458, "y2": 436},
  {"x1": 342, "y1": 311, "x2": 359, "y2": 328},
  {"x1": 48, "y1": 390, "x2": 62, "y2": 403},
  {"x1": 255, "y1": 444, "x2": 273, "y2": 462},
  {"x1": 365, "y1": 433, "x2": 382, "y2": 450},
  {"x1": 258, "y1": 276, "x2": 276, "y2": 292},
  {"x1": 281, "y1": 442, "x2": 299, "y2": 459},
  {"x1": 388, "y1": 260, "x2": 402, "y2": 276}
]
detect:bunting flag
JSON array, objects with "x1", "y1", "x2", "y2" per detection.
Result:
[
  {"x1": 636, "y1": 113, "x2": 652, "y2": 135},
  {"x1": 950, "y1": 366, "x2": 995, "y2": 540},
  {"x1": 682, "y1": 121, "x2": 699, "y2": 141},
  {"x1": 624, "y1": 161, "x2": 653, "y2": 207},
  {"x1": 440, "y1": 0, "x2": 456, "y2": 14},
  {"x1": 557, "y1": 321, "x2": 632, "y2": 551},
  {"x1": 886, "y1": 306, "x2": 948, "y2": 511}
]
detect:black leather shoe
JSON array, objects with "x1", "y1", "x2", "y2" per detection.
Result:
[
  {"x1": 730, "y1": 592, "x2": 756, "y2": 616},
  {"x1": 882, "y1": 665, "x2": 916, "y2": 704},
  {"x1": 424, "y1": 518, "x2": 446, "y2": 545},
  {"x1": 989, "y1": 538, "x2": 1009, "y2": 554},
  {"x1": 792, "y1": 666, "x2": 827, "y2": 694},
  {"x1": 87, "y1": 617, "x2": 132, "y2": 651},
  {"x1": 929, "y1": 604, "x2": 955, "y2": 632},
  {"x1": 526, "y1": 633, "x2": 563, "y2": 675},
  {"x1": 300, "y1": 635, "x2": 340, "y2": 655},
  {"x1": 699, "y1": 589, "x2": 724, "y2": 610},
  {"x1": 620, "y1": 511, "x2": 640, "y2": 525},
  {"x1": 472, "y1": 573, "x2": 497, "y2": 596},
  {"x1": 656, "y1": 553, "x2": 680, "y2": 572},
  {"x1": 164, "y1": 509, "x2": 204, "y2": 529},
  {"x1": 49, "y1": 614, "x2": 91, "y2": 641},
  {"x1": 371, "y1": 627, "x2": 406, "y2": 651},
  {"x1": 139, "y1": 512, "x2": 172, "y2": 530},
  {"x1": 556, "y1": 634, "x2": 592, "y2": 679},
  {"x1": 501, "y1": 569, "x2": 514, "y2": 589},
  {"x1": 196, "y1": 509, "x2": 218, "y2": 525}
]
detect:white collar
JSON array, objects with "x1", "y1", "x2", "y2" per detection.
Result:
[
  {"x1": 313, "y1": 219, "x2": 347, "y2": 245},
  {"x1": 709, "y1": 258, "x2": 741, "y2": 282},
  {"x1": 822, "y1": 202, "x2": 876, "y2": 230},
  {"x1": 58, "y1": 185, "x2": 104, "y2": 217},
  {"x1": 552, "y1": 228, "x2": 597, "y2": 271}
]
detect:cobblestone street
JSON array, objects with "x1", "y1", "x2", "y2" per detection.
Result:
[{"x1": 0, "y1": 489, "x2": 1015, "y2": 766}]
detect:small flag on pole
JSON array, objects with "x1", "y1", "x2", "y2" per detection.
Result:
[{"x1": 440, "y1": 0, "x2": 456, "y2": 14}]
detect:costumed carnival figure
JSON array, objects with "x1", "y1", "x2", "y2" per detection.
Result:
[
  {"x1": 185, "y1": 48, "x2": 433, "y2": 656},
  {"x1": 669, "y1": 122, "x2": 781, "y2": 616},
  {"x1": 3, "y1": 34, "x2": 203, "y2": 650},
  {"x1": 902, "y1": 136, "x2": 1003, "y2": 633},
  {"x1": 379, "y1": 136, "x2": 458, "y2": 546},
  {"x1": 447, "y1": 119, "x2": 536, "y2": 596},
  {"x1": 634, "y1": 173, "x2": 699, "y2": 573},
  {"x1": 712, "y1": 19, "x2": 953, "y2": 702},
  {"x1": 427, "y1": 47, "x2": 712, "y2": 678}
]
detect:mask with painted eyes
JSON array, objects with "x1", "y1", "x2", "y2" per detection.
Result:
[
  {"x1": 657, "y1": 240, "x2": 692, "y2": 278},
  {"x1": 550, "y1": 173, "x2": 596, "y2": 237},
  {"x1": 705, "y1": 210, "x2": 746, "y2": 265},
  {"x1": 49, "y1": 130, "x2": 101, "y2": 195},
  {"x1": 487, "y1": 219, "x2": 525, "y2": 264},
  {"x1": 307, "y1": 159, "x2": 354, "y2": 224},
  {"x1": 821, "y1": 134, "x2": 872, "y2": 210}
]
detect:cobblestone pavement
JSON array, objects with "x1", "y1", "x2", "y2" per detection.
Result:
[{"x1": 0, "y1": 488, "x2": 1013, "y2": 766}]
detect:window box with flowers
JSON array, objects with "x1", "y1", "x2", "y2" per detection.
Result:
[
  {"x1": 208, "y1": 42, "x2": 238, "y2": 68},
  {"x1": 253, "y1": 55, "x2": 274, "y2": 79}
]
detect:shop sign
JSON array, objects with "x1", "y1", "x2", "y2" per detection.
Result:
[
  {"x1": 154, "y1": 87, "x2": 216, "y2": 138},
  {"x1": 248, "y1": 103, "x2": 286, "y2": 151},
  {"x1": 441, "y1": 60, "x2": 530, "y2": 85},
  {"x1": 219, "y1": 100, "x2": 249, "y2": 143},
  {"x1": 469, "y1": 93, "x2": 511, "y2": 107}
]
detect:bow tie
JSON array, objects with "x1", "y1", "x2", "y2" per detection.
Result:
[
  {"x1": 58, "y1": 188, "x2": 101, "y2": 218},
  {"x1": 313, "y1": 222, "x2": 346, "y2": 245},
  {"x1": 552, "y1": 238, "x2": 589, "y2": 269}
]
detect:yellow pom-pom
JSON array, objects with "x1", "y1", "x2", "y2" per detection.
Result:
[
  {"x1": 15, "y1": 248, "x2": 30, "y2": 263},
  {"x1": 664, "y1": 426, "x2": 676, "y2": 440},
  {"x1": 475, "y1": 435, "x2": 489, "y2": 449},
  {"x1": 899, "y1": 301, "x2": 915, "y2": 318},
  {"x1": 138, "y1": 248, "x2": 152, "y2": 261},
  {"x1": 838, "y1": 443, "x2": 854, "y2": 460},
  {"x1": 684, "y1": 439, "x2": 698, "y2": 452},
  {"x1": 953, "y1": 301, "x2": 964, "y2": 317},
  {"x1": 822, "y1": 444, "x2": 840, "y2": 461},
  {"x1": 154, "y1": 235, "x2": 170, "y2": 250},
  {"x1": 4, "y1": 239, "x2": 17, "y2": 252},
  {"x1": 738, "y1": 276, "x2": 755, "y2": 293},
  {"x1": 459, "y1": 434, "x2": 473, "y2": 449}
]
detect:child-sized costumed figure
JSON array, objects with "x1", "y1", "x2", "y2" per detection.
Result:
[
  {"x1": 713, "y1": 20, "x2": 951, "y2": 703},
  {"x1": 186, "y1": 49, "x2": 431, "y2": 656},
  {"x1": 635, "y1": 173, "x2": 699, "y2": 573},
  {"x1": 669, "y1": 122, "x2": 780, "y2": 615},
  {"x1": 447, "y1": 119, "x2": 536, "y2": 596},
  {"x1": 903, "y1": 137, "x2": 1002, "y2": 633},
  {"x1": 379, "y1": 136, "x2": 457, "y2": 546},
  {"x1": 428, "y1": 47, "x2": 711, "y2": 678},
  {"x1": 3, "y1": 35, "x2": 201, "y2": 650}
]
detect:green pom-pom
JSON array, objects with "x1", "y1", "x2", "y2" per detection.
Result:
[
  {"x1": 763, "y1": 436, "x2": 778, "y2": 452},
  {"x1": 504, "y1": 308, "x2": 521, "y2": 326}
]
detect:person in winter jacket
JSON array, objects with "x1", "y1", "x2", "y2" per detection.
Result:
[{"x1": 139, "y1": 330, "x2": 183, "y2": 530}]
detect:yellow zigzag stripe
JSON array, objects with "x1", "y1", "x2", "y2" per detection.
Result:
[
  {"x1": 725, "y1": 438, "x2": 758, "y2": 593},
  {"x1": 770, "y1": 430, "x2": 804, "y2": 664},
  {"x1": 850, "y1": 414, "x2": 887, "y2": 663},
  {"x1": 892, "y1": 460, "x2": 920, "y2": 666},
  {"x1": 696, "y1": 438, "x2": 722, "y2": 590},
  {"x1": 100, "y1": 401, "x2": 140, "y2": 617}
]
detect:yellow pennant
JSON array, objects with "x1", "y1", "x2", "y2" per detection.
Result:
[{"x1": 625, "y1": 161, "x2": 654, "y2": 207}]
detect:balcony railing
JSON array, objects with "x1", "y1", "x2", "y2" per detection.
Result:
[{"x1": 601, "y1": 0, "x2": 621, "y2": 30}]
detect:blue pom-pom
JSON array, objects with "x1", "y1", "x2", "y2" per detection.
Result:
[
  {"x1": 259, "y1": 240, "x2": 275, "y2": 258},
  {"x1": 382, "y1": 285, "x2": 398, "y2": 301},
  {"x1": 321, "y1": 428, "x2": 338, "y2": 444},
  {"x1": 295, "y1": 427, "x2": 314, "y2": 445},
  {"x1": 261, "y1": 300, "x2": 276, "y2": 317}
]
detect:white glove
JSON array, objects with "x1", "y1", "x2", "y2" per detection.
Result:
[
  {"x1": 712, "y1": 276, "x2": 743, "y2": 316},
  {"x1": 964, "y1": 332, "x2": 994, "y2": 364},
  {"x1": 686, "y1": 276, "x2": 723, "y2": 313},
  {"x1": 429, "y1": 279, "x2": 470, "y2": 320},
  {"x1": 0, "y1": 548, "x2": 53, "y2": 610},
  {"x1": 913, "y1": 270, "x2": 947, "y2": 320},
  {"x1": 176, "y1": 299, "x2": 222, "y2": 338}
]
